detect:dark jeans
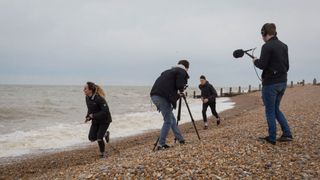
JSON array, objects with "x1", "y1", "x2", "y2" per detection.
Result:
[
  {"x1": 88, "y1": 122, "x2": 110, "y2": 153},
  {"x1": 88, "y1": 122, "x2": 110, "y2": 141},
  {"x1": 262, "y1": 82, "x2": 292, "y2": 142},
  {"x1": 202, "y1": 101, "x2": 219, "y2": 123}
]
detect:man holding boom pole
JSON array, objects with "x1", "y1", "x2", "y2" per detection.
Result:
[{"x1": 253, "y1": 23, "x2": 293, "y2": 145}]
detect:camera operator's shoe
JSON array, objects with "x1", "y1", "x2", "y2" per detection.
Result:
[
  {"x1": 105, "y1": 131, "x2": 110, "y2": 143},
  {"x1": 157, "y1": 144, "x2": 170, "y2": 150},
  {"x1": 277, "y1": 135, "x2": 293, "y2": 142},
  {"x1": 258, "y1": 136, "x2": 276, "y2": 145},
  {"x1": 217, "y1": 118, "x2": 221, "y2": 126}
]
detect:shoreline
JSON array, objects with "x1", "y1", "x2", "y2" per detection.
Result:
[
  {"x1": 0, "y1": 97, "x2": 233, "y2": 162},
  {"x1": 0, "y1": 92, "x2": 258, "y2": 178},
  {"x1": 1, "y1": 85, "x2": 319, "y2": 179}
]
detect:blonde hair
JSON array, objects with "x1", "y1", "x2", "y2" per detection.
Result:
[
  {"x1": 95, "y1": 84, "x2": 106, "y2": 98},
  {"x1": 86, "y1": 82, "x2": 106, "y2": 98}
]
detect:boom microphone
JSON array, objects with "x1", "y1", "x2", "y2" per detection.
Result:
[{"x1": 233, "y1": 48, "x2": 255, "y2": 59}]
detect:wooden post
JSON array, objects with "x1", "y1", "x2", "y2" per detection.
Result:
[
  {"x1": 313, "y1": 78, "x2": 317, "y2": 85},
  {"x1": 302, "y1": 80, "x2": 305, "y2": 86},
  {"x1": 291, "y1": 81, "x2": 293, "y2": 88},
  {"x1": 193, "y1": 91, "x2": 196, "y2": 98},
  {"x1": 220, "y1": 88, "x2": 223, "y2": 97},
  {"x1": 259, "y1": 84, "x2": 261, "y2": 91},
  {"x1": 248, "y1": 85, "x2": 251, "y2": 93},
  {"x1": 238, "y1": 86, "x2": 241, "y2": 94},
  {"x1": 229, "y1": 87, "x2": 232, "y2": 95}
]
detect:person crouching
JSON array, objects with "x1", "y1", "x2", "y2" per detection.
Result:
[
  {"x1": 83, "y1": 82, "x2": 112, "y2": 158},
  {"x1": 150, "y1": 60, "x2": 189, "y2": 150}
]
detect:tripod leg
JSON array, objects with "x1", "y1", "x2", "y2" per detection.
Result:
[
  {"x1": 182, "y1": 96, "x2": 201, "y2": 140},
  {"x1": 153, "y1": 137, "x2": 160, "y2": 151},
  {"x1": 174, "y1": 97, "x2": 182, "y2": 143},
  {"x1": 177, "y1": 97, "x2": 182, "y2": 124}
]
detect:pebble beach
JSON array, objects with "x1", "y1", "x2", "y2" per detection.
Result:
[{"x1": 0, "y1": 85, "x2": 319, "y2": 179}]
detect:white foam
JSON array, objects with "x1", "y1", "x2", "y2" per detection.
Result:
[
  {"x1": 0, "y1": 97, "x2": 234, "y2": 158},
  {"x1": 0, "y1": 123, "x2": 89, "y2": 158}
]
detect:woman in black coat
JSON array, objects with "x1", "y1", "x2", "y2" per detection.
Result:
[{"x1": 83, "y1": 82, "x2": 112, "y2": 158}]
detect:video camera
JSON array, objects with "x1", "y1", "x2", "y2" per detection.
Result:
[{"x1": 179, "y1": 85, "x2": 189, "y2": 97}]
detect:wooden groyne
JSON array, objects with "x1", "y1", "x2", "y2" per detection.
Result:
[{"x1": 192, "y1": 78, "x2": 319, "y2": 98}]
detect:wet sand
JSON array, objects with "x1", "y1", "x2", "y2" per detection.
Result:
[{"x1": 0, "y1": 85, "x2": 319, "y2": 179}]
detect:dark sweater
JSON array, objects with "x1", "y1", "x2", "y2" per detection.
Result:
[
  {"x1": 150, "y1": 67, "x2": 189, "y2": 109},
  {"x1": 86, "y1": 94, "x2": 112, "y2": 124},
  {"x1": 254, "y1": 36, "x2": 289, "y2": 86},
  {"x1": 199, "y1": 81, "x2": 218, "y2": 103}
]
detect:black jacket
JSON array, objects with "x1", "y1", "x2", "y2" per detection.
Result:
[
  {"x1": 150, "y1": 66, "x2": 189, "y2": 109},
  {"x1": 254, "y1": 36, "x2": 289, "y2": 86},
  {"x1": 199, "y1": 81, "x2": 218, "y2": 103},
  {"x1": 86, "y1": 94, "x2": 112, "y2": 124}
]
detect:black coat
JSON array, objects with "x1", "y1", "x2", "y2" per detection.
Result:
[
  {"x1": 150, "y1": 67, "x2": 189, "y2": 108},
  {"x1": 254, "y1": 36, "x2": 289, "y2": 86},
  {"x1": 199, "y1": 81, "x2": 218, "y2": 103},
  {"x1": 86, "y1": 94, "x2": 112, "y2": 124}
]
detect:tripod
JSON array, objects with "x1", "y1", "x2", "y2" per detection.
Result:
[{"x1": 152, "y1": 94, "x2": 201, "y2": 151}]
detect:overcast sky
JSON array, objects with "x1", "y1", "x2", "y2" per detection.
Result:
[{"x1": 0, "y1": 0, "x2": 319, "y2": 87}]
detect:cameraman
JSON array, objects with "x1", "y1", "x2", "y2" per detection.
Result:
[
  {"x1": 253, "y1": 23, "x2": 293, "y2": 145},
  {"x1": 150, "y1": 60, "x2": 189, "y2": 150},
  {"x1": 198, "y1": 75, "x2": 220, "y2": 129}
]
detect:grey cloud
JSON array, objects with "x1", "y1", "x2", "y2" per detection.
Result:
[{"x1": 0, "y1": 0, "x2": 319, "y2": 86}]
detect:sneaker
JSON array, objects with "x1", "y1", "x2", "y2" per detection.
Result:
[
  {"x1": 217, "y1": 118, "x2": 221, "y2": 126},
  {"x1": 179, "y1": 140, "x2": 185, "y2": 145},
  {"x1": 258, "y1": 136, "x2": 276, "y2": 145},
  {"x1": 204, "y1": 125, "x2": 208, "y2": 130},
  {"x1": 157, "y1": 144, "x2": 170, "y2": 150},
  {"x1": 105, "y1": 131, "x2": 110, "y2": 143},
  {"x1": 99, "y1": 153, "x2": 106, "y2": 159},
  {"x1": 277, "y1": 135, "x2": 293, "y2": 142}
]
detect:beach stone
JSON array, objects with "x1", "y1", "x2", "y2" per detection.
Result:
[
  {"x1": 166, "y1": 168, "x2": 174, "y2": 172},
  {"x1": 99, "y1": 165, "x2": 108, "y2": 171},
  {"x1": 86, "y1": 174, "x2": 93, "y2": 179},
  {"x1": 265, "y1": 162, "x2": 272, "y2": 169},
  {"x1": 78, "y1": 174, "x2": 86, "y2": 179}
]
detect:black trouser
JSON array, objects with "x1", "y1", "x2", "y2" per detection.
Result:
[
  {"x1": 202, "y1": 101, "x2": 219, "y2": 123},
  {"x1": 88, "y1": 122, "x2": 110, "y2": 153}
]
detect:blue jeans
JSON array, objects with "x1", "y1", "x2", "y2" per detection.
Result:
[
  {"x1": 151, "y1": 95, "x2": 184, "y2": 146},
  {"x1": 262, "y1": 82, "x2": 292, "y2": 142}
]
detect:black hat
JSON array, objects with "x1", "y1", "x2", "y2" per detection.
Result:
[
  {"x1": 178, "y1": 60, "x2": 189, "y2": 69},
  {"x1": 200, "y1": 75, "x2": 206, "y2": 80}
]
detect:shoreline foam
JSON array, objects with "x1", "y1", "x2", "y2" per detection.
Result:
[{"x1": 0, "y1": 97, "x2": 234, "y2": 159}]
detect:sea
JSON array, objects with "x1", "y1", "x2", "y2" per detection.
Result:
[{"x1": 0, "y1": 85, "x2": 235, "y2": 159}]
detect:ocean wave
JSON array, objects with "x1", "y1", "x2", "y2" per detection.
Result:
[{"x1": 0, "y1": 97, "x2": 234, "y2": 158}]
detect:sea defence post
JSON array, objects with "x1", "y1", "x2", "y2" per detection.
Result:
[{"x1": 192, "y1": 78, "x2": 318, "y2": 98}]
